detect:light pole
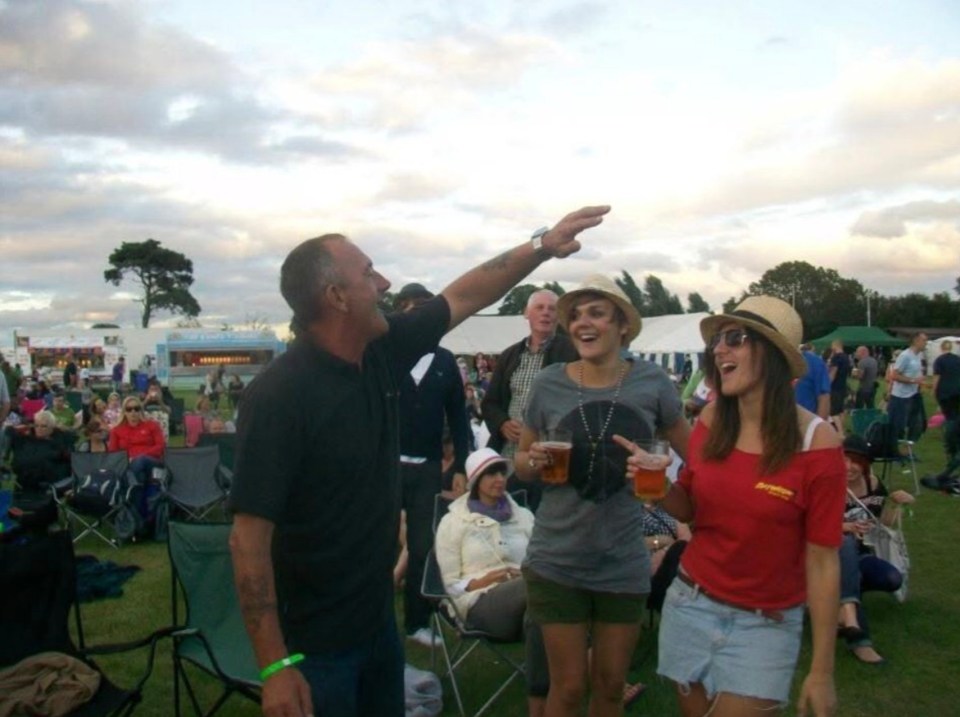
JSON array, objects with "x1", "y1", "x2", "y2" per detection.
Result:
[{"x1": 865, "y1": 290, "x2": 875, "y2": 327}]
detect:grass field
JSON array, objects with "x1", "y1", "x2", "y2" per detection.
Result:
[{"x1": 70, "y1": 390, "x2": 959, "y2": 716}]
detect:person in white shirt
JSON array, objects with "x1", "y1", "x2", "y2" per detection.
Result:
[{"x1": 886, "y1": 332, "x2": 927, "y2": 442}]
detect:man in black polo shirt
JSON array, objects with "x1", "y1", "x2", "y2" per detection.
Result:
[{"x1": 229, "y1": 205, "x2": 610, "y2": 717}]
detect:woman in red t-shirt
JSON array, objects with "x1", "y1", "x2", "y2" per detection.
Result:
[
  {"x1": 619, "y1": 296, "x2": 845, "y2": 717},
  {"x1": 108, "y1": 395, "x2": 165, "y2": 490}
]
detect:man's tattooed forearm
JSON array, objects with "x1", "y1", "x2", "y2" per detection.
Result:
[
  {"x1": 237, "y1": 575, "x2": 277, "y2": 631},
  {"x1": 480, "y1": 249, "x2": 514, "y2": 272}
]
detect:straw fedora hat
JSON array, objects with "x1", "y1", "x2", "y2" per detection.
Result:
[
  {"x1": 556, "y1": 275, "x2": 642, "y2": 344},
  {"x1": 699, "y1": 295, "x2": 806, "y2": 378}
]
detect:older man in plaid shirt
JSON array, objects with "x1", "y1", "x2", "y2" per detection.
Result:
[{"x1": 481, "y1": 289, "x2": 577, "y2": 512}]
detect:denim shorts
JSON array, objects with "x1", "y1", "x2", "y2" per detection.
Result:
[{"x1": 657, "y1": 577, "x2": 803, "y2": 704}]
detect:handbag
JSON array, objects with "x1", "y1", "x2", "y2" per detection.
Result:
[{"x1": 848, "y1": 489, "x2": 910, "y2": 603}]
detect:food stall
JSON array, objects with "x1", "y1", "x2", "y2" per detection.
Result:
[{"x1": 156, "y1": 330, "x2": 286, "y2": 390}]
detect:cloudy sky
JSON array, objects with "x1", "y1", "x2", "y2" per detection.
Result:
[{"x1": 2, "y1": 0, "x2": 958, "y2": 337}]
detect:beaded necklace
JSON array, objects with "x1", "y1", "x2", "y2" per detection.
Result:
[{"x1": 576, "y1": 359, "x2": 628, "y2": 481}]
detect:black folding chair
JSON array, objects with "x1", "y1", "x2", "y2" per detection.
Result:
[
  {"x1": 0, "y1": 531, "x2": 172, "y2": 716},
  {"x1": 162, "y1": 446, "x2": 230, "y2": 522},
  {"x1": 862, "y1": 413, "x2": 920, "y2": 494},
  {"x1": 55, "y1": 450, "x2": 135, "y2": 548},
  {"x1": 196, "y1": 433, "x2": 237, "y2": 480}
]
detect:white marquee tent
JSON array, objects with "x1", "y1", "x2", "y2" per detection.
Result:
[
  {"x1": 925, "y1": 336, "x2": 960, "y2": 375},
  {"x1": 630, "y1": 312, "x2": 710, "y2": 374},
  {"x1": 440, "y1": 312, "x2": 710, "y2": 374},
  {"x1": 440, "y1": 315, "x2": 528, "y2": 356}
]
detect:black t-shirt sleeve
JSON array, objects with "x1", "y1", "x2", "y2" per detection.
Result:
[
  {"x1": 384, "y1": 296, "x2": 451, "y2": 381},
  {"x1": 229, "y1": 373, "x2": 304, "y2": 523}
]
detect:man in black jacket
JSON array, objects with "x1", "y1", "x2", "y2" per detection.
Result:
[
  {"x1": 481, "y1": 289, "x2": 577, "y2": 510},
  {"x1": 394, "y1": 283, "x2": 470, "y2": 647}
]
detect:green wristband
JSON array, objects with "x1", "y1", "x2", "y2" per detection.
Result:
[{"x1": 259, "y1": 653, "x2": 305, "y2": 681}]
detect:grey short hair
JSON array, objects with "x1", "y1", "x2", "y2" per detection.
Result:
[
  {"x1": 526, "y1": 289, "x2": 559, "y2": 310},
  {"x1": 34, "y1": 410, "x2": 57, "y2": 428},
  {"x1": 280, "y1": 234, "x2": 347, "y2": 335}
]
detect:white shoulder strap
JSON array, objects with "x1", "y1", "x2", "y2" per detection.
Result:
[{"x1": 802, "y1": 417, "x2": 825, "y2": 451}]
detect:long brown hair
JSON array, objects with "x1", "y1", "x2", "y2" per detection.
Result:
[{"x1": 702, "y1": 329, "x2": 802, "y2": 474}]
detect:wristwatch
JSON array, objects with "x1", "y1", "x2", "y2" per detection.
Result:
[
  {"x1": 530, "y1": 226, "x2": 550, "y2": 253},
  {"x1": 528, "y1": 457, "x2": 537, "y2": 469}
]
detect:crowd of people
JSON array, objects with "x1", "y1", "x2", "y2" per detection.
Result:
[
  {"x1": 1, "y1": 360, "x2": 244, "y2": 538},
  {"x1": 221, "y1": 208, "x2": 960, "y2": 717},
  {"x1": 4, "y1": 205, "x2": 955, "y2": 717}
]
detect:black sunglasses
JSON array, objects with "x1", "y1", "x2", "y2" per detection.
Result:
[
  {"x1": 125, "y1": 406, "x2": 142, "y2": 413},
  {"x1": 708, "y1": 329, "x2": 751, "y2": 351}
]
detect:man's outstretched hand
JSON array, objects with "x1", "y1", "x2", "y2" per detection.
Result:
[{"x1": 541, "y1": 205, "x2": 611, "y2": 258}]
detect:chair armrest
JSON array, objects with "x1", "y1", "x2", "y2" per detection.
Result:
[
  {"x1": 83, "y1": 625, "x2": 180, "y2": 656},
  {"x1": 50, "y1": 476, "x2": 74, "y2": 496},
  {"x1": 217, "y1": 465, "x2": 233, "y2": 491},
  {"x1": 82, "y1": 625, "x2": 180, "y2": 695}
]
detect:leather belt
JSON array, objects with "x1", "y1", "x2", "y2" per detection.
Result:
[
  {"x1": 676, "y1": 572, "x2": 787, "y2": 623},
  {"x1": 399, "y1": 455, "x2": 428, "y2": 465}
]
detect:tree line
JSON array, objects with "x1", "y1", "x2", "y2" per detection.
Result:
[
  {"x1": 496, "y1": 273, "x2": 710, "y2": 317},
  {"x1": 723, "y1": 261, "x2": 960, "y2": 340},
  {"x1": 102, "y1": 240, "x2": 960, "y2": 341}
]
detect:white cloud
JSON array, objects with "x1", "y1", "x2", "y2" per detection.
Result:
[
  {"x1": 1, "y1": 1, "x2": 958, "y2": 337},
  {"x1": 850, "y1": 199, "x2": 960, "y2": 238}
]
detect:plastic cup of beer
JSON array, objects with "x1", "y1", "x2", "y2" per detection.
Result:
[
  {"x1": 540, "y1": 428, "x2": 573, "y2": 485},
  {"x1": 633, "y1": 439, "x2": 670, "y2": 500}
]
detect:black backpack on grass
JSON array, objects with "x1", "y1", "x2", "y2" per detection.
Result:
[
  {"x1": 73, "y1": 469, "x2": 124, "y2": 517},
  {"x1": 865, "y1": 420, "x2": 898, "y2": 461}
]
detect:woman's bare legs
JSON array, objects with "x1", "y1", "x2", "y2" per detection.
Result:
[
  {"x1": 542, "y1": 623, "x2": 590, "y2": 717},
  {"x1": 678, "y1": 684, "x2": 781, "y2": 717},
  {"x1": 588, "y1": 621, "x2": 641, "y2": 717}
]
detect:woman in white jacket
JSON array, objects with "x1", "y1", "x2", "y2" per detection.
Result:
[{"x1": 435, "y1": 447, "x2": 534, "y2": 641}]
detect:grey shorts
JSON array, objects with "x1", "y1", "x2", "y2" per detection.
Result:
[{"x1": 657, "y1": 578, "x2": 804, "y2": 704}]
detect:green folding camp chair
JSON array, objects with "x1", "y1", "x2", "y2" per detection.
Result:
[
  {"x1": 167, "y1": 521, "x2": 261, "y2": 717},
  {"x1": 850, "y1": 408, "x2": 885, "y2": 438}
]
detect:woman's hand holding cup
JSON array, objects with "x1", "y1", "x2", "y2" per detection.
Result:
[{"x1": 613, "y1": 435, "x2": 672, "y2": 500}]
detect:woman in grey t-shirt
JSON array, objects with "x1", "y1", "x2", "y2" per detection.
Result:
[{"x1": 514, "y1": 275, "x2": 690, "y2": 716}]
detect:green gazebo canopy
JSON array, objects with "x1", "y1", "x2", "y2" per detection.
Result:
[{"x1": 809, "y1": 326, "x2": 906, "y2": 351}]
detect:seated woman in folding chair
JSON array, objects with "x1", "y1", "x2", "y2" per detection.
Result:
[
  {"x1": 108, "y1": 395, "x2": 165, "y2": 518},
  {"x1": 75, "y1": 415, "x2": 109, "y2": 454},
  {"x1": 6, "y1": 410, "x2": 72, "y2": 492},
  {"x1": 515, "y1": 276, "x2": 690, "y2": 717},
  {"x1": 102, "y1": 392, "x2": 123, "y2": 428},
  {"x1": 436, "y1": 447, "x2": 533, "y2": 637},
  {"x1": 838, "y1": 435, "x2": 914, "y2": 666},
  {"x1": 435, "y1": 448, "x2": 541, "y2": 710}
]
